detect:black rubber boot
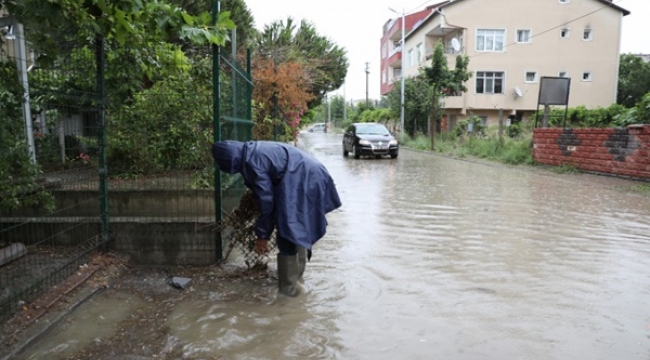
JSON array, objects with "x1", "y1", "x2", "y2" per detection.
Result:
[
  {"x1": 277, "y1": 254, "x2": 300, "y2": 297},
  {"x1": 297, "y1": 247, "x2": 307, "y2": 284}
]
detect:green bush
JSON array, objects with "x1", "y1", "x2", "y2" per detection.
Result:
[
  {"x1": 453, "y1": 116, "x2": 486, "y2": 137},
  {"x1": 506, "y1": 123, "x2": 522, "y2": 138},
  {"x1": 431, "y1": 129, "x2": 533, "y2": 165},
  {"x1": 107, "y1": 70, "x2": 213, "y2": 175},
  {"x1": 0, "y1": 61, "x2": 54, "y2": 211},
  {"x1": 535, "y1": 104, "x2": 630, "y2": 128},
  {"x1": 403, "y1": 133, "x2": 431, "y2": 150}
]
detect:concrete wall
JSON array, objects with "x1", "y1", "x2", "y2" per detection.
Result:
[
  {"x1": 1, "y1": 189, "x2": 246, "y2": 265},
  {"x1": 533, "y1": 125, "x2": 650, "y2": 179}
]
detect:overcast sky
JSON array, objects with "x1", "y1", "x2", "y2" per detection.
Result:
[{"x1": 243, "y1": 0, "x2": 649, "y2": 102}]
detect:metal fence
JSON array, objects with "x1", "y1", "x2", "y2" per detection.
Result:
[
  {"x1": 0, "y1": 19, "x2": 254, "y2": 323},
  {"x1": 215, "y1": 48, "x2": 255, "y2": 261},
  {"x1": 0, "y1": 26, "x2": 106, "y2": 322},
  {"x1": 103, "y1": 39, "x2": 219, "y2": 266}
]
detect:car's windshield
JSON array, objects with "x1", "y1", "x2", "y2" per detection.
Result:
[{"x1": 356, "y1": 124, "x2": 390, "y2": 135}]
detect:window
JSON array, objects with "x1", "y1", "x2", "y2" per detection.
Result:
[
  {"x1": 476, "y1": 71, "x2": 504, "y2": 94},
  {"x1": 560, "y1": 28, "x2": 570, "y2": 38},
  {"x1": 583, "y1": 28, "x2": 593, "y2": 41},
  {"x1": 559, "y1": 71, "x2": 568, "y2": 78},
  {"x1": 476, "y1": 29, "x2": 505, "y2": 52},
  {"x1": 382, "y1": 69, "x2": 387, "y2": 84},
  {"x1": 525, "y1": 71, "x2": 538, "y2": 83},
  {"x1": 516, "y1": 29, "x2": 531, "y2": 43},
  {"x1": 382, "y1": 43, "x2": 387, "y2": 58},
  {"x1": 416, "y1": 43, "x2": 423, "y2": 63},
  {"x1": 582, "y1": 72, "x2": 592, "y2": 82}
]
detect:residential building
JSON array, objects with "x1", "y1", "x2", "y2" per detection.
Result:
[
  {"x1": 384, "y1": 0, "x2": 630, "y2": 126},
  {"x1": 380, "y1": 5, "x2": 437, "y2": 96}
]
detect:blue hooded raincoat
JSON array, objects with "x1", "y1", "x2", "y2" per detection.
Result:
[{"x1": 212, "y1": 140, "x2": 342, "y2": 250}]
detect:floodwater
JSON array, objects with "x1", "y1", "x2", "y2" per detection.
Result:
[{"x1": 16, "y1": 131, "x2": 650, "y2": 360}]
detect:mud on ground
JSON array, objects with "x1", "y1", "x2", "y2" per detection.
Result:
[{"x1": 1, "y1": 252, "x2": 277, "y2": 360}]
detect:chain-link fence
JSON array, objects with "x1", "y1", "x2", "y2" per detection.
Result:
[
  {"x1": 1, "y1": 21, "x2": 256, "y2": 329},
  {"x1": 103, "y1": 39, "x2": 220, "y2": 265},
  {"x1": 0, "y1": 24, "x2": 106, "y2": 322},
  {"x1": 220, "y1": 190, "x2": 277, "y2": 270},
  {"x1": 215, "y1": 48, "x2": 256, "y2": 262}
]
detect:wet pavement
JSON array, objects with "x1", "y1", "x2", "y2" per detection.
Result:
[{"x1": 11, "y1": 131, "x2": 650, "y2": 360}]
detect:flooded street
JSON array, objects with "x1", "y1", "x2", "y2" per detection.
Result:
[{"x1": 16, "y1": 132, "x2": 650, "y2": 360}]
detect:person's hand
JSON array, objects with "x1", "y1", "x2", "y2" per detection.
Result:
[{"x1": 254, "y1": 238, "x2": 269, "y2": 255}]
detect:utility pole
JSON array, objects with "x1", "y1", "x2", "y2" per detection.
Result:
[
  {"x1": 389, "y1": 7, "x2": 406, "y2": 142},
  {"x1": 399, "y1": 8, "x2": 405, "y2": 141},
  {"x1": 327, "y1": 93, "x2": 331, "y2": 124},
  {"x1": 365, "y1": 62, "x2": 370, "y2": 107},
  {"x1": 343, "y1": 83, "x2": 347, "y2": 121}
]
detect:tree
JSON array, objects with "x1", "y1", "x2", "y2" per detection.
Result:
[
  {"x1": 1, "y1": 0, "x2": 235, "y2": 63},
  {"x1": 422, "y1": 41, "x2": 471, "y2": 148},
  {"x1": 387, "y1": 77, "x2": 433, "y2": 136},
  {"x1": 329, "y1": 95, "x2": 346, "y2": 123},
  {"x1": 618, "y1": 54, "x2": 650, "y2": 108},
  {"x1": 167, "y1": 0, "x2": 255, "y2": 50},
  {"x1": 251, "y1": 57, "x2": 313, "y2": 141},
  {"x1": 255, "y1": 17, "x2": 349, "y2": 107},
  {"x1": 348, "y1": 102, "x2": 375, "y2": 124}
]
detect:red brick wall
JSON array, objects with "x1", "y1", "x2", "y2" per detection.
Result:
[{"x1": 533, "y1": 125, "x2": 650, "y2": 179}]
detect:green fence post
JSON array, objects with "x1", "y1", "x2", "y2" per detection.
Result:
[
  {"x1": 246, "y1": 48, "x2": 252, "y2": 123},
  {"x1": 212, "y1": 0, "x2": 223, "y2": 262},
  {"x1": 96, "y1": 35, "x2": 109, "y2": 247}
]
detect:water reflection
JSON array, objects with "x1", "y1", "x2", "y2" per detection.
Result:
[
  {"x1": 167, "y1": 287, "x2": 343, "y2": 359},
  {"x1": 302, "y1": 132, "x2": 650, "y2": 360}
]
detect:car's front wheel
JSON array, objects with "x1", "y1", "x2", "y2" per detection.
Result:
[
  {"x1": 353, "y1": 145, "x2": 360, "y2": 159},
  {"x1": 390, "y1": 153, "x2": 398, "y2": 159},
  {"x1": 343, "y1": 145, "x2": 348, "y2": 157}
]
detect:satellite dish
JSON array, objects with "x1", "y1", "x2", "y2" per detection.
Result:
[
  {"x1": 514, "y1": 86, "x2": 523, "y2": 98},
  {"x1": 451, "y1": 38, "x2": 460, "y2": 52}
]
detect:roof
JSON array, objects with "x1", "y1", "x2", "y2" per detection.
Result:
[
  {"x1": 437, "y1": 0, "x2": 629, "y2": 15},
  {"x1": 405, "y1": 0, "x2": 630, "y2": 40}
]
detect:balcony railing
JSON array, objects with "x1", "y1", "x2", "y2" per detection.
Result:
[
  {"x1": 389, "y1": 45, "x2": 402, "y2": 57},
  {"x1": 425, "y1": 46, "x2": 464, "y2": 60}
]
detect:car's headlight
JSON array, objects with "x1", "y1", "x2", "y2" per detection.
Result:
[
  {"x1": 358, "y1": 139, "x2": 371, "y2": 146},
  {"x1": 389, "y1": 140, "x2": 398, "y2": 145}
]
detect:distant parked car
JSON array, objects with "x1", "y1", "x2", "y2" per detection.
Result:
[
  {"x1": 342, "y1": 123, "x2": 398, "y2": 159},
  {"x1": 308, "y1": 123, "x2": 327, "y2": 133}
]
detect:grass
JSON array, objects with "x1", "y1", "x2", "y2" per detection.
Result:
[
  {"x1": 550, "y1": 164, "x2": 580, "y2": 174},
  {"x1": 615, "y1": 183, "x2": 650, "y2": 194},
  {"x1": 402, "y1": 129, "x2": 534, "y2": 166}
]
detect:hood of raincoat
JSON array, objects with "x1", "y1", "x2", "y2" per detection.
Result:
[
  {"x1": 211, "y1": 140, "x2": 342, "y2": 250},
  {"x1": 212, "y1": 140, "x2": 245, "y2": 174}
]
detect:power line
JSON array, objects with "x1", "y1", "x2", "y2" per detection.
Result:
[{"x1": 468, "y1": 0, "x2": 628, "y2": 59}]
